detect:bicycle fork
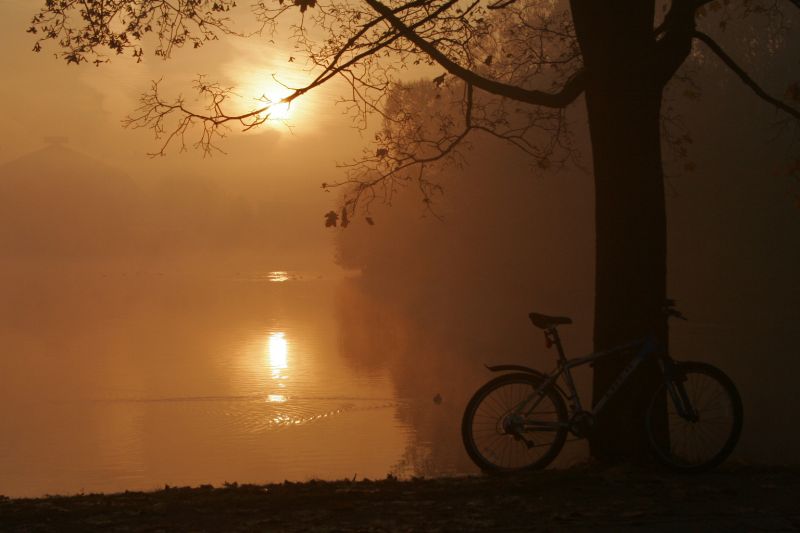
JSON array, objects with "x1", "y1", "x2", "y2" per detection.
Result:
[{"x1": 662, "y1": 359, "x2": 699, "y2": 422}]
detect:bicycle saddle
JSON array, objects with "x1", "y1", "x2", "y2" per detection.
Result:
[{"x1": 528, "y1": 312, "x2": 573, "y2": 329}]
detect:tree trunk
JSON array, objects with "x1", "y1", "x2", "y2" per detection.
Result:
[
  {"x1": 586, "y1": 82, "x2": 668, "y2": 461},
  {"x1": 570, "y1": 0, "x2": 669, "y2": 462}
]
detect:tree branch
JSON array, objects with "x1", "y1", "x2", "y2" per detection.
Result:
[
  {"x1": 654, "y1": 0, "x2": 696, "y2": 86},
  {"x1": 692, "y1": 30, "x2": 800, "y2": 121},
  {"x1": 364, "y1": 0, "x2": 584, "y2": 109},
  {"x1": 298, "y1": 0, "x2": 463, "y2": 103},
  {"x1": 124, "y1": 0, "x2": 469, "y2": 154},
  {"x1": 487, "y1": 0, "x2": 519, "y2": 10}
]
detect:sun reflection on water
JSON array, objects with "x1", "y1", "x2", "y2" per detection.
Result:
[
  {"x1": 267, "y1": 394, "x2": 287, "y2": 403},
  {"x1": 268, "y1": 271, "x2": 290, "y2": 282},
  {"x1": 267, "y1": 332, "x2": 290, "y2": 406},
  {"x1": 268, "y1": 332, "x2": 288, "y2": 375}
]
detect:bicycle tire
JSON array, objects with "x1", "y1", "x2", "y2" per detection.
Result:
[
  {"x1": 462, "y1": 372, "x2": 568, "y2": 473},
  {"x1": 645, "y1": 361, "x2": 743, "y2": 472}
]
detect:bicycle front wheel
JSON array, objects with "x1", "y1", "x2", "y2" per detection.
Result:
[
  {"x1": 646, "y1": 361, "x2": 743, "y2": 472},
  {"x1": 462, "y1": 373, "x2": 568, "y2": 473}
]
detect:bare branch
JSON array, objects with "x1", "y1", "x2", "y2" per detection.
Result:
[
  {"x1": 693, "y1": 30, "x2": 800, "y2": 121},
  {"x1": 364, "y1": 0, "x2": 584, "y2": 109},
  {"x1": 123, "y1": 0, "x2": 478, "y2": 153},
  {"x1": 487, "y1": 0, "x2": 520, "y2": 10},
  {"x1": 123, "y1": 77, "x2": 270, "y2": 156}
]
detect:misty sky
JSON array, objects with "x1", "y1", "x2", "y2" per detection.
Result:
[
  {"x1": 0, "y1": 1, "x2": 361, "y2": 156},
  {"x1": 0, "y1": 0, "x2": 396, "y2": 268}
]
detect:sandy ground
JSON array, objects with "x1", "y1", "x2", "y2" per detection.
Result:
[{"x1": 1, "y1": 464, "x2": 798, "y2": 532}]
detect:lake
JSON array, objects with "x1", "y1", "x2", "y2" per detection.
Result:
[
  {"x1": 4, "y1": 265, "x2": 795, "y2": 498},
  {"x1": 0, "y1": 269, "x2": 456, "y2": 498}
]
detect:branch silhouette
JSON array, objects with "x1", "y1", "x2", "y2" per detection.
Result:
[
  {"x1": 364, "y1": 0, "x2": 585, "y2": 109},
  {"x1": 692, "y1": 30, "x2": 800, "y2": 122}
]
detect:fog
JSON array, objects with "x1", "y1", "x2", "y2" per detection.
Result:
[
  {"x1": 334, "y1": 34, "x2": 800, "y2": 470},
  {"x1": 0, "y1": 0, "x2": 798, "y2": 496},
  {"x1": 0, "y1": 142, "x2": 336, "y2": 274}
]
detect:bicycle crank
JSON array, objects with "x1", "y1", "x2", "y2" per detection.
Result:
[{"x1": 568, "y1": 410, "x2": 595, "y2": 438}]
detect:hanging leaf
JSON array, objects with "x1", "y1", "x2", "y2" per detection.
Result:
[
  {"x1": 293, "y1": 0, "x2": 316, "y2": 12},
  {"x1": 324, "y1": 210, "x2": 338, "y2": 227}
]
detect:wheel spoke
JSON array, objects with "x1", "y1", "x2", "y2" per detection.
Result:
[
  {"x1": 647, "y1": 363, "x2": 741, "y2": 471},
  {"x1": 463, "y1": 374, "x2": 568, "y2": 472}
]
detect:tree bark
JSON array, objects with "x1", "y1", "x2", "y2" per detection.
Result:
[
  {"x1": 570, "y1": 0, "x2": 669, "y2": 461},
  {"x1": 586, "y1": 82, "x2": 668, "y2": 461}
]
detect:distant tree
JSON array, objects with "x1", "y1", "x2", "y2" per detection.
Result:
[{"x1": 29, "y1": 0, "x2": 800, "y2": 462}]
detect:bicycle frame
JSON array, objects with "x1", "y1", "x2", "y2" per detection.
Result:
[
  {"x1": 464, "y1": 306, "x2": 742, "y2": 473},
  {"x1": 501, "y1": 328, "x2": 693, "y2": 431}
]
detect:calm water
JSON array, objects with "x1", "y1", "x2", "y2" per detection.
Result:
[
  {"x1": 9, "y1": 268, "x2": 791, "y2": 498},
  {"x1": 0, "y1": 270, "x2": 420, "y2": 497}
]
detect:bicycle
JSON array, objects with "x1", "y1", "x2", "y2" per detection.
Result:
[{"x1": 461, "y1": 301, "x2": 743, "y2": 473}]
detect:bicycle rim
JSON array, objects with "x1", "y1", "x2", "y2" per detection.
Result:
[{"x1": 647, "y1": 362, "x2": 742, "y2": 472}]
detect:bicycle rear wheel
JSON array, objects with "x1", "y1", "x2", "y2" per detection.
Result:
[
  {"x1": 645, "y1": 361, "x2": 742, "y2": 472},
  {"x1": 462, "y1": 373, "x2": 568, "y2": 473}
]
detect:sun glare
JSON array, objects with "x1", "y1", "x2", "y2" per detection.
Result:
[
  {"x1": 225, "y1": 44, "x2": 321, "y2": 132},
  {"x1": 268, "y1": 332, "x2": 288, "y2": 370},
  {"x1": 266, "y1": 331, "x2": 290, "y2": 397},
  {"x1": 254, "y1": 86, "x2": 295, "y2": 124},
  {"x1": 268, "y1": 99, "x2": 292, "y2": 121}
]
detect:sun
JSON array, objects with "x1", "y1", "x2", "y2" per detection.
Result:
[
  {"x1": 224, "y1": 44, "x2": 317, "y2": 130},
  {"x1": 254, "y1": 86, "x2": 294, "y2": 123},
  {"x1": 267, "y1": 99, "x2": 292, "y2": 121}
]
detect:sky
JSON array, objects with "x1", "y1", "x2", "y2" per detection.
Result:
[{"x1": 0, "y1": 0, "x2": 384, "y2": 269}]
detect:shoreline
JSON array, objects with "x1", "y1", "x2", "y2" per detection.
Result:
[{"x1": 2, "y1": 464, "x2": 798, "y2": 531}]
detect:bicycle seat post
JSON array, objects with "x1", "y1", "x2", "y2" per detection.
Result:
[{"x1": 546, "y1": 327, "x2": 568, "y2": 365}]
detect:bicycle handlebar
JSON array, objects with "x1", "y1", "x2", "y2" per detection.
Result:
[{"x1": 663, "y1": 300, "x2": 688, "y2": 321}]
